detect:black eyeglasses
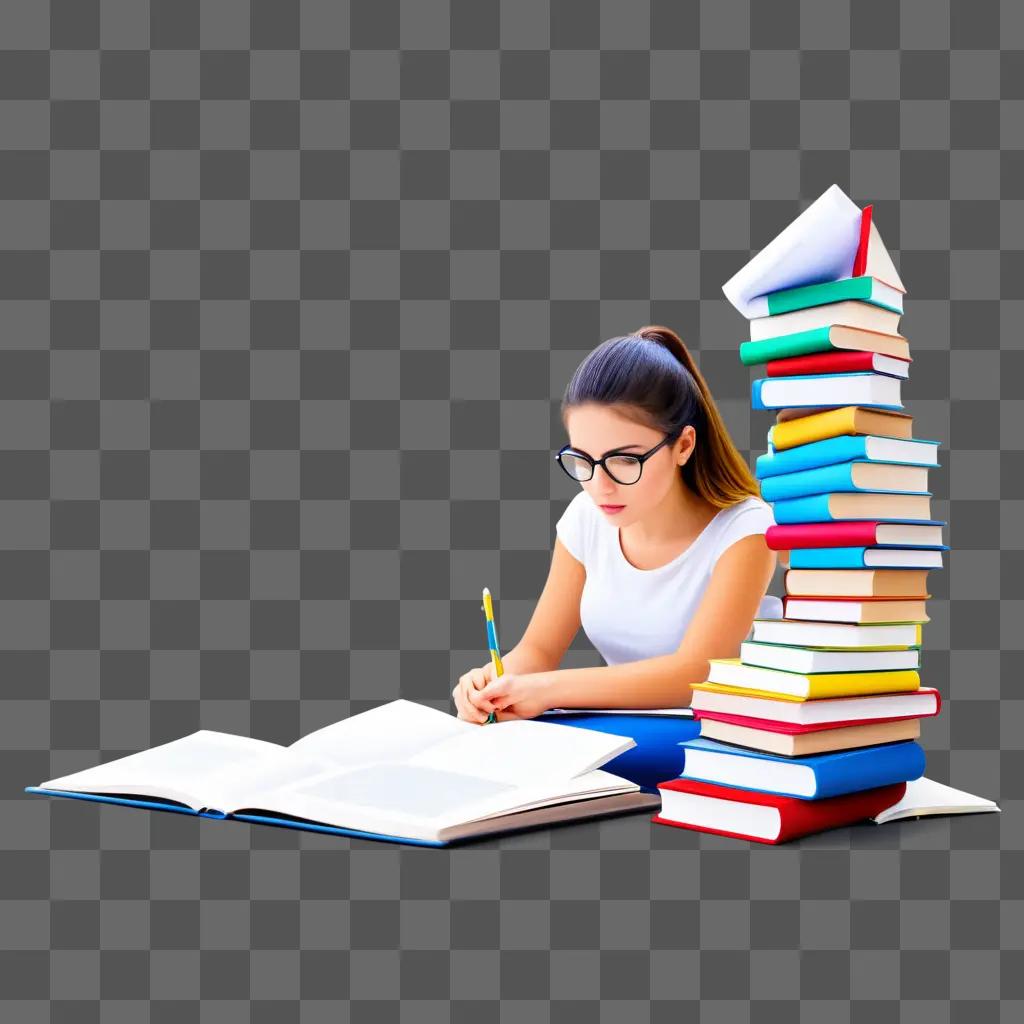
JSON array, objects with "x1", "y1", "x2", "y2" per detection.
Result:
[{"x1": 554, "y1": 432, "x2": 678, "y2": 485}]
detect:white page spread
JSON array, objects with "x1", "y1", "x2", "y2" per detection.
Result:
[{"x1": 39, "y1": 731, "x2": 284, "y2": 811}]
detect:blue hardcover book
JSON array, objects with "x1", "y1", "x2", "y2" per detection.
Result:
[
  {"x1": 751, "y1": 372, "x2": 903, "y2": 412},
  {"x1": 788, "y1": 546, "x2": 949, "y2": 570},
  {"x1": 770, "y1": 493, "x2": 934, "y2": 525},
  {"x1": 758, "y1": 460, "x2": 930, "y2": 503},
  {"x1": 756, "y1": 435, "x2": 940, "y2": 479},
  {"x1": 536, "y1": 711, "x2": 701, "y2": 793},
  {"x1": 677, "y1": 737, "x2": 926, "y2": 800}
]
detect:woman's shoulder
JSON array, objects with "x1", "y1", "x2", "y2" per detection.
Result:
[{"x1": 705, "y1": 495, "x2": 776, "y2": 558}]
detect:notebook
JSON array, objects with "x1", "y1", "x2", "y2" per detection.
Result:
[{"x1": 25, "y1": 700, "x2": 660, "y2": 846}]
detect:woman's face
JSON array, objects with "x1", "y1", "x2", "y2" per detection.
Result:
[{"x1": 563, "y1": 404, "x2": 695, "y2": 525}]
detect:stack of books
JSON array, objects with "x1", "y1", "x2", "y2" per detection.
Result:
[{"x1": 654, "y1": 184, "x2": 950, "y2": 844}]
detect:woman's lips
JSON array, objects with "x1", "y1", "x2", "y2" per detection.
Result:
[{"x1": 599, "y1": 504, "x2": 625, "y2": 514}]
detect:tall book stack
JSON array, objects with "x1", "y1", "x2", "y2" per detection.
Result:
[{"x1": 654, "y1": 184, "x2": 949, "y2": 844}]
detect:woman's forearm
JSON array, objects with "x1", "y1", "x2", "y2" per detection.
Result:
[
  {"x1": 545, "y1": 652, "x2": 710, "y2": 710},
  {"x1": 500, "y1": 641, "x2": 560, "y2": 677}
]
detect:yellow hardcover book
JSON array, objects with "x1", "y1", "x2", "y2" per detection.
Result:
[
  {"x1": 768, "y1": 406, "x2": 913, "y2": 451},
  {"x1": 706, "y1": 658, "x2": 920, "y2": 699},
  {"x1": 691, "y1": 681, "x2": 810, "y2": 703}
]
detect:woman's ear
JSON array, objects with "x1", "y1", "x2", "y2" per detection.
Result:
[{"x1": 676, "y1": 425, "x2": 697, "y2": 466}]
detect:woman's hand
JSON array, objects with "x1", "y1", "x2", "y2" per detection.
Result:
[
  {"x1": 476, "y1": 672, "x2": 555, "y2": 721},
  {"x1": 452, "y1": 661, "x2": 499, "y2": 724}
]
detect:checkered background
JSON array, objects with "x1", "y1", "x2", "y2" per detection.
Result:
[{"x1": 0, "y1": 0, "x2": 1021, "y2": 1019}]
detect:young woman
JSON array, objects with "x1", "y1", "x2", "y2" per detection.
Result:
[{"x1": 452, "y1": 325, "x2": 778, "y2": 723}]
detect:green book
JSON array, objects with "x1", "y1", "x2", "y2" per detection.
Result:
[
  {"x1": 739, "y1": 327, "x2": 846, "y2": 366},
  {"x1": 738, "y1": 325, "x2": 908, "y2": 367},
  {"x1": 763, "y1": 276, "x2": 903, "y2": 317}
]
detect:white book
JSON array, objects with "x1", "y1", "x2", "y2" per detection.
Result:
[
  {"x1": 739, "y1": 640, "x2": 920, "y2": 673},
  {"x1": 722, "y1": 184, "x2": 864, "y2": 319},
  {"x1": 750, "y1": 299, "x2": 902, "y2": 342},
  {"x1": 872, "y1": 777, "x2": 1000, "y2": 824},
  {"x1": 28, "y1": 700, "x2": 649, "y2": 845},
  {"x1": 722, "y1": 183, "x2": 906, "y2": 319},
  {"x1": 754, "y1": 372, "x2": 902, "y2": 411}
]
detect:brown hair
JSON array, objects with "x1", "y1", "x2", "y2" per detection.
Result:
[{"x1": 560, "y1": 324, "x2": 759, "y2": 509}]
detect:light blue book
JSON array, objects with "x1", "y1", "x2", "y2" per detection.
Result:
[
  {"x1": 759, "y1": 460, "x2": 931, "y2": 503},
  {"x1": 770, "y1": 493, "x2": 934, "y2": 524},
  {"x1": 788, "y1": 546, "x2": 948, "y2": 570},
  {"x1": 756, "y1": 435, "x2": 940, "y2": 479}
]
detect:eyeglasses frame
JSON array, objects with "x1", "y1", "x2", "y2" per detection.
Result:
[{"x1": 554, "y1": 430, "x2": 681, "y2": 485}]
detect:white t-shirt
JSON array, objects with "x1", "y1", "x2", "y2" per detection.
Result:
[{"x1": 555, "y1": 491, "x2": 778, "y2": 666}]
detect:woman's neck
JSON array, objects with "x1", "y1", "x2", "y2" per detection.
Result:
[{"x1": 627, "y1": 482, "x2": 719, "y2": 547}]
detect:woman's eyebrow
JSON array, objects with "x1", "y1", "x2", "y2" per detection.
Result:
[{"x1": 570, "y1": 442, "x2": 646, "y2": 458}]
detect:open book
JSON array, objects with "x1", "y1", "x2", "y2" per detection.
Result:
[
  {"x1": 872, "y1": 777, "x2": 1000, "y2": 824},
  {"x1": 25, "y1": 700, "x2": 659, "y2": 846}
]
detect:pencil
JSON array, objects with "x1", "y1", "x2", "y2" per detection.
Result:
[{"x1": 481, "y1": 586, "x2": 503, "y2": 724}]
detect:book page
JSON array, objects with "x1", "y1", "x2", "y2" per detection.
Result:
[
  {"x1": 287, "y1": 699, "x2": 472, "y2": 766},
  {"x1": 405, "y1": 717, "x2": 634, "y2": 785},
  {"x1": 37, "y1": 731, "x2": 284, "y2": 811}
]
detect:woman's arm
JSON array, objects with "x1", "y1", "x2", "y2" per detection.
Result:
[{"x1": 479, "y1": 534, "x2": 778, "y2": 717}]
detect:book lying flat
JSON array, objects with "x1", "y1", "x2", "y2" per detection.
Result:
[
  {"x1": 771, "y1": 492, "x2": 932, "y2": 524},
  {"x1": 751, "y1": 371, "x2": 902, "y2": 412},
  {"x1": 689, "y1": 683, "x2": 942, "y2": 725},
  {"x1": 756, "y1": 436, "x2": 939, "y2": 479},
  {"x1": 784, "y1": 568, "x2": 930, "y2": 598},
  {"x1": 766, "y1": 349, "x2": 910, "y2": 379},
  {"x1": 750, "y1": 300, "x2": 901, "y2": 343},
  {"x1": 760, "y1": 461, "x2": 929, "y2": 503},
  {"x1": 25, "y1": 700, "x2": 659, "y2": 846},
  {"x1": 707, "y1": 657, "x2": 920, "y2": 699},
  {"x1": 750, "y1": 617, "x2": 923, "y2": 648},
  {"x1": 762, "y1": 275, "x2": 904, "y2": 317},
  {"x1": 765, "y1": 520, "x2": 946, "y2": 550},
  {"x1": 739, "y1": 639, "x2": 921, "y2": 673},
  {"x1": 788, "y1": 547, "x2": 945, "y2": 570},
  {"x1": 697, "y1": 714, "x2": 920, "y2": 757},
  {"x1": 782, "y1": 595, "x2": 930, "y2": 625},
  {"x1": 677, "y1": 736, "x2": 926, "y2": 800},
  {"x1": 740, "y1": 325, "x2": 910, "y2": 367},
  {"x1": 768, "y1": 405, "x2": 914, "y2": 450},
  {"x1": 654, "y1": 777, "x2": 908, "y2": 844}
]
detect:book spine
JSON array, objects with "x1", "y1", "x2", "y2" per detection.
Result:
[
  {"x1": 760, "y1": 462, "x2": 858, "y2": 502},
  {"x1": 768, "y1": 406, "x2": 860, "y2": 450},
  {"x1": 765, "y1": 276, "x2": 871, "y2": 316},
  {"x1": 771, "y1": 494, "x2": 837, "y2": 524},
  {"x1": 756, "y1": 435, "x2": 865, "y2": 478},
  {"x1": 765, "y1": 350, "x2": 880, "y2": 377},
  {"x1": 739, "y1": 327, "x2": 836, "y2": 367},
  {"x1": 788, "y1": 546, "x2": 871, "y2": 569},
  {"x1": 765, "y1": 522, "x2": 881, "y2": 548},
  {"x1": 813, "y1": 742, "x2": 925, "y2": 800}
]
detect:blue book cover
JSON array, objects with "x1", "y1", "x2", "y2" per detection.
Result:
[
  {"x1": 756, "y1": 435, "x2": 940, "y2": 479},
  {"x1": 759, "y1": 460, "x2": 930, "y2": 503},
  {"x1": 770, "y1": 494, "x2": 934, "y2": 525},
  {"x1": 789, "y1": 546, "x2": 949, "y2": 569},
  {"x1": 677, "y1": 737, "x2": 926, "y2": 800},
  {"x1": 751, "y1": 373, "x2": 904, "y2": 412},
  {"x1": 536, "y1": 712, "x2": 700, "y2": 793}
]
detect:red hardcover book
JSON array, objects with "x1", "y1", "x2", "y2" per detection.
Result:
[
  {"x1": 692, "y1": 694, "x2": 942, "y2": 734},
  {"x1": 767, "y1": 521, "x2": 897, "y2": 550},
  {"x1": 766, "y1": 349, "x2": 911, "y2": 378},
  {"x1": 653, "y1": 777, "x2": 906, "y2": 844}
]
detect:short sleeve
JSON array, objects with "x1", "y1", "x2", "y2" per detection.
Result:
[
  {"x1": 712, "y1": 499, "x2": 776, "y2": 565},
  {"x1": 555, "y1": 491, "x2": 591, "y2": 564}
]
